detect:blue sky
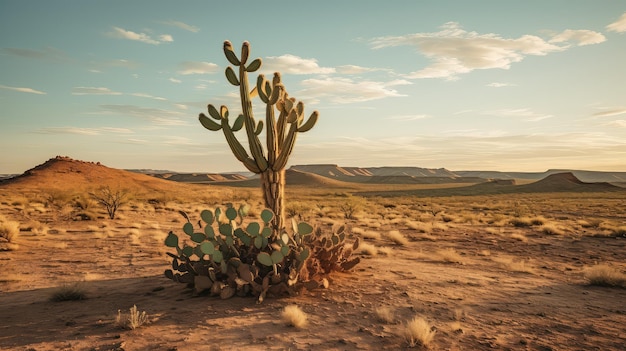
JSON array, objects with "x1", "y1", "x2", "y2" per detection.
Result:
[{"x1": 1, "y1": 1, "x2": 625, "y2": 174}]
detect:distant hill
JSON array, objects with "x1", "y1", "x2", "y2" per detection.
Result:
[
  {"x1": 357, "y1": 172, "x2": 626, "y2": 197},
  {"x1": 455, "y1": 169, "x2": 626, "y2": 183},
  {"x1": 205, "y1": 169, "x2": 358, "y2": 188}
]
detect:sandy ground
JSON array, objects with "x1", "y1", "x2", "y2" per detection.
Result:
[{"x1": 1, "y1": 198, "x2": 625, "y2": 351}]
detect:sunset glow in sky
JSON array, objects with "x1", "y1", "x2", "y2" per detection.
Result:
[{"x1": 1, "y1": 1, "x2": 625, "y2": 173}]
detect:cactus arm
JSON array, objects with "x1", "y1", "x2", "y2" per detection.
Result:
[
  {"x1": 221, "y1": 115, "x2": 260, "y2": 173},
  {"x1": 274, "y1": 121, "x2": 299, "y2": 171},
  {"x1": 297, "y1": 111, "x2": 319, "y2": 133}
]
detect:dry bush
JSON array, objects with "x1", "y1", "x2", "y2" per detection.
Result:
[
  {"x1": 493, "y1": 256, "x2": 534, "y2": 273},
  {"x1": 510, "y1": 217, "x2": 533, "y2": 227},
  {"x1": 378, "y1": 246, "x2": 393, "y2": 256},
  {"x1": 281, "y1": 305, "x2": 308, "y2": 328},
  {"x1": 577, "y1": 219, "x2": 602, "y2": 228},
  {"x1": 339, "y1": 196, "x2": 367, "y2": 219},
  {"x1": 432, "y1": 222, "x2": 448, "y2": 232},
  {"x1": 361, "y1": 230, "x2": 382, "y2": 240},
  {"x1": 510, "y1": 233, "x2": 528, "y2": 242},
  {"x1": 401, "y1": 316, "x2": 436, "y2": 348},
  {"x1": 540, "y1": 223, "x2": 565, "y2": 235},
  {"x1": 359, "y1": 242, "x2": 379, "y2": 256},
  {"x1": 375, "y1": 306, "x2": 396, "y2": 323},
  {"x1": 0, "y1": 217, "x2": 20, "y2": 242},
  {"x1": 386, "y1": 230, "x2": 409, "y2": 246},
  {"x1": 435, "y1": 248, "x2": 465, "y2": 264},
  {"x1": 584, "y1": 264, "x2": 626, "y2": 287},
  {"x1": 116, "y1": 305, "x2": 150, "y2": 330},
  {"x1": 50, "y1": 283, "x2": 87, "y2": 302},
  {"x1": 406, "y1": 221, "x2": 433, "y2": 233}
]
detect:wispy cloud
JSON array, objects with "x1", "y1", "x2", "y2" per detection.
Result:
[
  {"x1": 298, "y1": 77, "x2": 407, "y2": 104},
  {"x1": 0, "y1": 84, "x2": 46, "y2": 95},
  {"x1": 160, "y1": 20, "x2": 199, "y2": 33},
  {"x1": 98, "y1": 104, "x2": 188, "y2": 126},
  {"x1": 369, "y1": 22, "x2": 603, "y2": 80},
  {"x1": 1, "y1": 47, "x2": 71, "y2": 63},
  {"x1": 549, "y1": 29, "x2": 606, "y2": 46},
  {"x1": 169, "y1": 77, "x2": 182, "y2": 83},
  {"x1": 387, "y1": 114, "x2": 431, "y2": 121},
  {"x1": 71, "y1": 87, "x2": 122, "y2": 95},
  {"x1": 487, "y1": 82, "x2": 516, "y2": 88},
  {"x1": 36, "y1": 127, "x2": 134, "y2": 135},
  {"x1": 336, "y1": 65, "x2": 390, "y2": 75},
  {"x1": 606, "y1": 12, "x2": 626, "y2": 33},
  {"x1": 131, "y1": 93, "x2": 167, "y2": 101},
  {"x1": 106, "y1": 27, "x2": 173, "y2": 45},
  {"x1": 482, "y1": 108, "x2": 552, "y2": 121},
  {"x1": 261, "y1": 55, "x2": 335, "y2": 75},
  {"x1": 593, "y1": 107, "x2": 626, "y2": 117},
  {"x1": 178, "y1": 61, "x2": 219, "y2": 75},
  {"x1": 606, "y1": 120, "x2": 626, "y2": 128},
  {"x1": 89, "y1": 58, "x2": 139, "y2": 70}
]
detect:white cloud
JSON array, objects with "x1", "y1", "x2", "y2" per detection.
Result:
[
  {"x1": 487, "y1": 82, "x2": 516, "y2": 88},
  {"x1": 169, "y1": 78, "x2": 182, "y2": 83},
  {"x1": 174, "y1": 104, "x2": 188, "y2": 110},
  {"x1": 335, "y1": 65, "x2": 391, "y2": 75},
  {"x1": 549, "y1": 29, "x2": 606, "y2": 46},
  {"x1": 99, "y1": 104, "x2": 188, "y2": 126},
  {"x1": 71, "y1": 87, "x2": 122, "y2": 95},
  {"x1": 606, "y1": 120, "x2": 626, "y2": 127},
  {"x1": 261, "y1": 55, "x2": 335, "y2": 75},
  {"x1": 370, "y1": 22, "x2": 575, "y2": 80},
  {"x1": 36, "y1": 127, "x2": 133, "y2": 135},
  {"x1": 298, "y1": 77, "x2": 406, "y2": 104},
  {"x1": 131, "y1": 93, "x2": 167, "y2": 101},
  {"x1": 0, "y1": 84, "x2": 46, "y2": 95},
  {"x1": 106, "y1": 27, "x2": 173, "y2": 45},
  {"x1": 160, "y1": 20, "x2": 200, "y2": 33},
  {"x1": 482, "y1": 108, "x2": 552, "y2": 121},
  {"x1": 126, "y1": 138, "x2": 149, "y2": 144},
  {"x1": 593, "y1": 108, "x2": 626, "y2": 117},
  {"x1": 387, "y1": 114, "x2": 431, "y2": 121},
  {"x1": 178, "y1": 61, "x2": 219, "y2": 75},
  {"x1": 1, "y1": 47, "x2": 71, "y2": 63},
  {"x1": 606, "y1": 12, "x2": 626, "y2": 33}
]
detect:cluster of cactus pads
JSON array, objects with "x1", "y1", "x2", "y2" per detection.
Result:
[{"x1": 164, "y1": 204, "x2": 360, "y2": 303}]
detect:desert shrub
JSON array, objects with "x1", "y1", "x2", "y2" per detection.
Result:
[
  {"x1": 49, "y1": 283, "x2": 87, "y2": 302},
  {"x1": 116, "y1": 305, "x2": 149, "y2": 330},
  {"x1": 386, "y1": 230, "x2": 409, "y2": 246},
  {"x1": 541, "y1": 223, "x2": 565, "y2": 235},
  {"x1": 281, "y1": 305, "x2": 308, "y2": 328},
  {"x1": 339, "y1": 195, "x2": 367, "y2": 219},
  {"x1": 285, "y1": 201, "x2": 313, "y2": 219},
  {"x1": 0, "y1": 217, "x2": 19, "y2": 242},
  {"x1": 90, "y1": 186, "x2": 129, "y2": 219},
  {"x1": 401, "y1": 316, "x2": 436, "y2": 348},
  {"x1": 584, "y1": 264, "x2": 626, "y2": 287},
  {"x1": 510, "y1": 217, "x2": 533, "y2": 227},
  {"x1": 164, "y1": 204, "x2": 360, "y2": 303},
  {"x1": 375, "y1": 306, "x2": 396, "y2": 323}
]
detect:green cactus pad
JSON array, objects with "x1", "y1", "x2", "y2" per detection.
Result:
[
  {"x1": 297, "y1": 222, "x2": 314, "y2": 235},
  {"x1": 271, "y1": 250, "x2": 284, "y2": 264},
  {"x1": 199, "y1": 114, "x2": 222, "y2": 131},
  {"x1": 200, "y1": 241, "x2": 215, "y2": 255},
  {"x1": 225, "y1": 207, "x2": 238, "y2": 221},
  {"x1": 182, "y1": 246, "x2": 193, "y2": 258},
  {"x1": 165, "y1": 232, "x2": 179, "y2": 248},
  {"x1": 261, "y1": 227, "x2": 272, "y2": 238},
  {"x1": 190, "y1": 232, "x2": 205, "y2": 243},
  {"x1": 200, "y1": 209, "x2": 214, "y2": 224},
  {"x1": 219, "y1": 223, "x2": 233, "y2": 236},
  {"x1": 225, "y1": 67, "x2": 239, "y2": 86},
  {"x1": 254, "y1": 235, "x2": 263, "y2": 249},
  {"x1": 204, "y1": 225, "x2": 215, "y2": 239},
  {"x1": 246, "y1": 222, "x2": 260, "y2": 236},
  {"x1": 212, "y1": 250, "x2": 223, "y2": 263},
  {"x1": 231, "y1": 114, "x2": 245, "y2": 132},
  {"x1": 257, "y1": 252, "x2": 273, "y2": 266},
  {"x1": 207, "y1": 104, "x2": 221, "y2": 120},
  {"x1": 260, "y1": 209, "x2": 274, "y2": 224},
  {"x1": 183, "y1": 222, "x2": 194, "y2": 236},
  {"x1": 246, "y1": 58, "x2": 262, "y2": 72}
]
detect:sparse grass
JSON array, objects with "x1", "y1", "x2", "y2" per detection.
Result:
[
  {"x1": 375, "y1": 306, "x2": 396, "y2": 323},
  {"x1": 0, "y1": 217, "x2": 20, "y2": 242},
  {"x1": 540, "y1": 223, "x2": 565, "y2": 235},
  {"x1": 361, "y1": 230, "x2": 382, "y2": 240},
  {"x1": 116, "y1": 304, "x2": 150, "y2": 330},
  {"x1": 50, "y1": 283, "x2": 87, "y2": 302},
  {"x1": 386, "y1": 230, "x2": 409, "y2": 246},
  {"x1": 378, "y1": 246, "x2": 393, "y2": 256},
  {"x1": 281, "y1": 305, "x2": 308, "y2": 328},
  {"x1": 584, "y1": 264, "x2": 626, "y2": 287},
  {"x1": 401, "y1": 316, "x2": 436, "y2": 348},
  {"x1": 406, "y1": 221, "x2": 433, "y2": 233},
  {"x1": 493, "y1": 256, "x2": 535, "y2": 273},
  {"x1": 510, "y1": 233, "x2": 528, "y2": 242}
]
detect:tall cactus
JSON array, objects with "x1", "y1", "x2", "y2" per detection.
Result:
[{"x1": 199, "y1": 41, "x2": 318, "y2": 233}]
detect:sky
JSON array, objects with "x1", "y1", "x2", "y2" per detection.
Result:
[{"x1": 1, "y1": 1, "x2": 625, "y2": 174}]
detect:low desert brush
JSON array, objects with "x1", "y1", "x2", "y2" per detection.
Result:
[
  {"x1": 386, "y1": 230, "x2": 409, "y2": 246},
  {"x1": 281, "y1": 305, "x2": 308, "y2": 328},
  {"x1": 435, "y1": 248, "x2": 465, "y2": 264},
  {"x1": 540, "y1": 223, "x2": 565, "y2": 235},
  {"x1": 375, "y1": 306, "x2": 396, "y2": 323},
  {"x1": 359, "y1": 242, "x2": 379, "y2": 256},
  {"x1": 50, "y1": 283, "x2": 87, "y2": 302},
  {"x1": 401, "y1": 316, "x2": 436, "y2": 348},
  {"x1": 0, "y1": 217, "x2": 19, "y2": 243},
  {"x1": 584, "y1": 264, "x2": 626, "y2": 288},
  {"x1": 116, "y1": 305, "x2": 150, "y2": 330}
]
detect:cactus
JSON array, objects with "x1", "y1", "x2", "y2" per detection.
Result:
[{"x1": 199, "y1": 41, "x2": 318, "y2": 233}]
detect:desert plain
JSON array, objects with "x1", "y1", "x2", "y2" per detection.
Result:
[{"x1": 1, "y1": 157, "x2": 625, "y2": 351}]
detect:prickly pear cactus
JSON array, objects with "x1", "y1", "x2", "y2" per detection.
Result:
[
  {"x1": 164, "y1": 204, "x2": 360, "y2": 303},
  {"x1": 199, "y1": 41, "x2": 318, "y2": 233}
]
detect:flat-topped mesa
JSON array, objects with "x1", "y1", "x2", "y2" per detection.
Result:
[{"x1": 199, "y1": 41, "x2": 318, "y2": 233}]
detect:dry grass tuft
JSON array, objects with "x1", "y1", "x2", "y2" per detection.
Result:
[
  {"x1": 50, "y1": 283, "x2": 87, "y2": 302},
  {"x1": 493, "y1": 256, "x2": 535, "y2": 273},
  {"x1": 401, "y1": 316, "x2": 436, "y2": 348},
  {"x1": 435, "y1": 248, "x2": 465, "y2": 264},
  {"x1": 281, "y1": 305, "x2": 308, "y2": 328},
  {"x1": 375, "y1": 306, "x2": 396, "y2": 323},
  {"x1": 116, "y1": 305, "x2": 150, "y2": 330},
  {"x1": 361, "y1": 230, "x2": 382, "y2": 240},
  {"x1": 358, "y1": 242, "x2": 379, "y2": 256},
  {"x1": 378, "y1": 246, "x2": 393, "y2": 256},
  {"x1": 386, "y1": 230, "x2": 409, "y2": 246},
  {"x1": 510, "y1": 233, "x2": 528, "y2": 242},
  {"x1": 540, "y1": 223, "x2": 565, "y2": 235},
  {"x1": 0, "y1": 217, "x2": 20, "y2": 243},
  {"x1": 584, "y1": 264, "x2": 626, "y2": 288}
]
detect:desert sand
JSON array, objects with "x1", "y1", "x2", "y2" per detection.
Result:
[{"x1": 1, "y1": 157, "x2": 625, "y2": 350}]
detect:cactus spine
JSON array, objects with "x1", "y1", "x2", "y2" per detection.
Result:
[{"x1": 199, "y1": 41, "x2": 318, "y2": 233}]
